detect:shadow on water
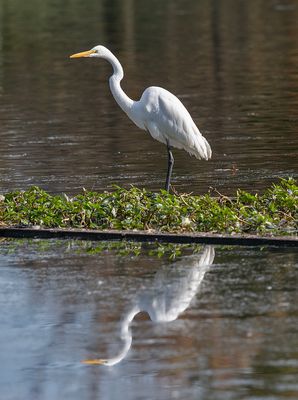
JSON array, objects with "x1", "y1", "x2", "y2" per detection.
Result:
[
  {"x1": 0, "y1": 0, "x2": 297, "y2": 194},
  {"x1": 0, "y1": 239, "x2": 297, "y2": 399}
]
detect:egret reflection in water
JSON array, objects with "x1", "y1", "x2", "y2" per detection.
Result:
[{"x1": 83, "y1": 245, "x2": 215, "y2": 366}]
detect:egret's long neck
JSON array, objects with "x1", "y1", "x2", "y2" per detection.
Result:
[
  {"x1": 104, "y1": 305, "x2": 140, "y2": 366},
  {"x1": 104, "y1": 52, "x2": 134, "y2": 115}
]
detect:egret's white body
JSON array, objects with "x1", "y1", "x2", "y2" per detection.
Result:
[
  {"x1": 132, "y1": 86, "x2": 211, "y2": 159},
  {"x1": 70, "y1": 45, "x2": 212, "y2": 191},
  {"x1": 83, "y1": 246, "x2": 215, "y2": 366}
]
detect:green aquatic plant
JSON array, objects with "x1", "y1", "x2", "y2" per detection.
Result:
[
  {"x1": 0, "y1": 238, "x2": 207, "y2": 261},
  {"x1": 0, "y1": 178, "x2": 297, "y2": 236}
]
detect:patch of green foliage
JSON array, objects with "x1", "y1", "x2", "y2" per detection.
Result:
[
  {"x1": 0, "y1": 238, "x2": 202, "y2": 261},
  {"x1": 77, "y1": 240, "x2": 204, "y2": 260},
  {"x1": 0, "y1": 178, "x2": 297, "y2": 236}
]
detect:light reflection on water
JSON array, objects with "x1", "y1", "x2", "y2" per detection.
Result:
[
  {"x1": 0, "y1": 240, "x2": 297, "y2": 400},
  {"x1": 0, "y1": 0, "x2": 297, "y2": 195}
]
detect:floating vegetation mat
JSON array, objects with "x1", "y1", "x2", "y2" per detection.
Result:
[{"x1": 0, "y1": 178, "x2": 297, "y2": 236}]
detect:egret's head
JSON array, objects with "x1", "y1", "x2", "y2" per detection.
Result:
[{"x1": 69, "y1": 45, "x2": 110, "y2": 59}]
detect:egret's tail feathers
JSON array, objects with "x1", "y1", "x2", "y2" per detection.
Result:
[
  {"x1": 191, "y1": 135, "x2": 212, "y2": 160},
  {"x1": 164, "y1": 126, "x2": 212, "y2": 160},
  {"x1": 202, "y1": 136, "x2": 212, "y2": 160}
]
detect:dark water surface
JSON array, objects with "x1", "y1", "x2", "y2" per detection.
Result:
[
  {"x1": 0, "y1": 240, "x2": 297, "y2": 400},
  {"x1": 0, "y1": 0, "x2": 297, "y2": 195}
]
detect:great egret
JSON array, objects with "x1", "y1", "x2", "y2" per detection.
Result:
[
  {"x1": 70, "y1": 45, "x2": 212, "y2": 191},
  {"x1": 83, "y1": 245, "x2": 215, "y2": 366}
]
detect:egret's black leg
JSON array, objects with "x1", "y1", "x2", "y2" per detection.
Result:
[{"x1": 165, "y1": 144, "x2": 174, "y2": 192}]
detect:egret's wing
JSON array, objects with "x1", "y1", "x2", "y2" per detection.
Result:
[{"x1": 143, "y1": 87, "x2": 211, "y2": 160}]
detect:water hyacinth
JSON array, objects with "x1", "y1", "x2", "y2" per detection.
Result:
[{"x1": 0, "y1": 178, "x2": 297, "y2": 236}]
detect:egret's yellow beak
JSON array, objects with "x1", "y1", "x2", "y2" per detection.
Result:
[
  {"x1": 69, "y1": 49, "x2": 96, "y2": 59},
  {"x1": 81, "y1": 358, "x2": 107, "y2": 365}
]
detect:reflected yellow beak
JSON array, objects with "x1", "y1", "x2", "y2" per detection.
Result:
[
  {"x1": 69, "y1": 49, "x2": 96, "y2": 59},
  {"x1": 81, "y1": 358, "x2": 106, "y2": 365}
]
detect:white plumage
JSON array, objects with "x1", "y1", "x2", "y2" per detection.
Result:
[
  {"x1": 70, "y1": 45, "x2": 212, "y2": 191},
  {"x1": 137, "y1": 86, "x2": 212, "y2": 159}
]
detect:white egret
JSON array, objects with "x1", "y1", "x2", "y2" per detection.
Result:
[
  {"x1": 70, "y1": 45, "x2": 212, "y2": 191},
  {"x1": 82, "y1": 245, "x2": 215, "y2": 366}
]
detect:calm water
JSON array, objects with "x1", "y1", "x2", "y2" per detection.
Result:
[
  {"x1": 0, "y1": 240, "x2": 297, "y2": 400},
  {"x1": 0, "y1": 0, "x2": 297, "y2": 195},
  {"x1": 1, "y1": 2, "x2": 298, "y2": 398}
]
